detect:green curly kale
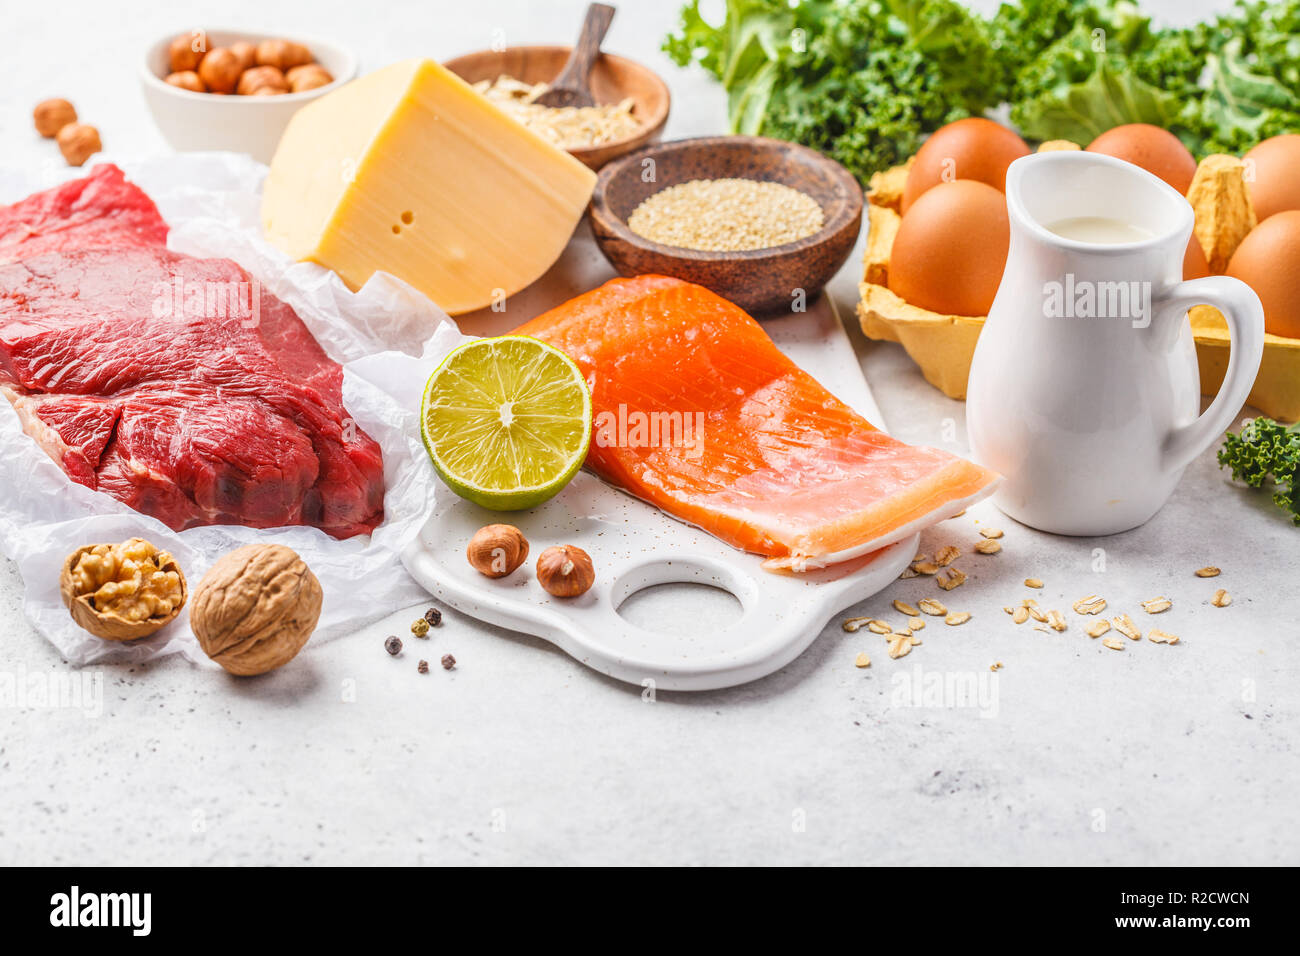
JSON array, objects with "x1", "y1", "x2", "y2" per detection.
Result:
[
  {"x1": 664, "y1": 0, "x2": 1300, "y2": 179},
  {"x1": 663, "y1": 0, "x2": 1001, "y2": 182},
  {"x1": 1003, "y1": 1, "x2": 1205, "y2": 145},
  {"x1": 1218, "y1": 418, "x2": 1300, "y2": 525}
]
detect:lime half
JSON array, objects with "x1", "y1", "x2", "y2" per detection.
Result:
[{"x1": 420, "y1": 336, "x2": 592, "y2": 511}]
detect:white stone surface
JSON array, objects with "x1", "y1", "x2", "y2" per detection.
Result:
[{"x1": 1, "y1": 0, "x2": 1297, "y2": 866}]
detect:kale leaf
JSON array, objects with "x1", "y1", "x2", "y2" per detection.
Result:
[{"x1": 1218, "y1": 417, "x2": 1300, "y2": 524}]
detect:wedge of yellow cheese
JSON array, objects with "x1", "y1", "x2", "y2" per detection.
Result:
[{"x1": 262, "y1": 58, "x2": 598, "y2": 315}]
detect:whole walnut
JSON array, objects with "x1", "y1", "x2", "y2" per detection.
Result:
[{"x1": 190, "y1": 544, "x2": 322, "y2": 676}]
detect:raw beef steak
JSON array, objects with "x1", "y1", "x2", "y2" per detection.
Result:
[
  {"x1": 0, "y1": 165, "x2": 169, "y2": 261},
  {"x1": 0, "y1": 166, "x2": 384, "y2": 538}
]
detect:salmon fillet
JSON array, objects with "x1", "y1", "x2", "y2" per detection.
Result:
[{"x1": 516, "y1": 276, "x2": 998, "y2": 570}]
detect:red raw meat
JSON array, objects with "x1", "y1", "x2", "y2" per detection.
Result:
[
  {"x1": 0, "y1": 164, "x2": 169, "y2": 261},
  {"x1": 0, "y1": 166, "x2": 384, "y2": 538}
]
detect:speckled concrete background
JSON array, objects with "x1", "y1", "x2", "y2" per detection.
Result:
[{"x1": 1, "y1": 0, "x2": 1296, "y2": 866}]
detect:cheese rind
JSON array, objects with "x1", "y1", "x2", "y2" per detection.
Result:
[{"x1": 262, "y1": 58, "x2": 597, "y2": 315}]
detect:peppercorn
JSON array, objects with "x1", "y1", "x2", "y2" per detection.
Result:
[
  {"x1": 418, "y1": 660, "x2": 429, "y2": 674},
  {"x1": 411, "y1": 618, "x2": 430, "y2": 638},
  {"x1": 424, "y1": 606, "x2": 442, "y2": 627},
  {"x1": 441, "y1": 653, "x2": 456, "y2": 670},
  {"x1": 384, "y1": 635, "x2": 402, "y2": 656}
]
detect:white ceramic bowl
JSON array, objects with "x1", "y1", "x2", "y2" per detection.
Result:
[{"x1": 139, "y1": 29, "x2": 358, "y2": 164}]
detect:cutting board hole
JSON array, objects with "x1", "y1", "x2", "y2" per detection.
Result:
[{"x1": 617, "y1": 583, "x2": 743, "y2": 634}]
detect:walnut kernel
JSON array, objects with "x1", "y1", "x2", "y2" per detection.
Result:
[{"x1": 60, "y1": 538, "x2": 187, "y2": 641}]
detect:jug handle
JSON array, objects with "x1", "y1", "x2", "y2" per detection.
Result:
[{"x1": 1155, "y1": 276, "x2": 1265, "y2": 473}]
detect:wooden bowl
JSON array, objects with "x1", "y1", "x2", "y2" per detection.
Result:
[
  {"x1": 442, "y1": 45, "x2": 669, "y2": 170},
  {"x1": 588, "y1": 136, "x2": 863, "y2": 315}
]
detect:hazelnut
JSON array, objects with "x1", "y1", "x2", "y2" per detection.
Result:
[
  {"x1": 256, "y1": 39, "x2": 313, "y2": 72},
  {"x1": 230, "y1": 40, "x2": 258, "y2": 72},
  {"x1": 536, "y1": 545, "x2": 595, "y2": 598},
  {"x1": 168, "y1": 31, "x2": 208, "y2": 73},
  {"x1": 165, "y1": 71, "x2": 206, "y2": 93},
  {"x1": 33, "y1": 98, "x2": 77, "y2": 138},
  {"x1": 190, "y1": 544, "x2": 322, "y2": 676},
  {"x1": 197, "y1": 47, "x2": 242, "y2": 94},
  {"x1": 286, "y1": 63, "x2": 333, "y2": 93},
  {"x1": 60, "y1": 538, "x2": 187, "y2": 641},
  {"x1": 56, "y1": 123, "x2": 101, "y2": 167},
  {"x1": 237, "y1": 65, "x2": 288, "y2": 96},
  {"x1": 467, "y1": 524, "x2": 529, "y2": 578}
]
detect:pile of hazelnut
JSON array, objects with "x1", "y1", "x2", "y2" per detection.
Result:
[
  {"x1": 32, "y1": 98, "x2": 101, "y2": 166},
  {"x1": 165, "y1": 31, "x2": 334, "y2": 96}
]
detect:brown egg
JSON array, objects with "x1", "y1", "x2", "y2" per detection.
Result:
[
  {"x1": 1244, "y1": 134, "x2": 1300, "y2": 222},
  {"x1": 901, "y1": 118, "x2": 1031, "y2": 213},
  {"x1": 1225, "y1": 210, "x2": 1300, "y2": 339},
  {"x1": 889, "y1": 180, "x2": 1010, "y2": 317},
  {"x1": 1087, "y1": 124, "x2": 1198, "y2": 194},
  {"x1": 1184, "y1": 235, "x2": 1210, "y2": 280}
]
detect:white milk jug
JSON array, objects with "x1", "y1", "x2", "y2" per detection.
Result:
[{"x1": 967, "y1": 151, "x2": 1265, "y2": 536}]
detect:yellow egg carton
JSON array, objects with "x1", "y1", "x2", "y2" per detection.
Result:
[{"x1": 857, "y1": 146, "x2": 1300, "y2": 422}]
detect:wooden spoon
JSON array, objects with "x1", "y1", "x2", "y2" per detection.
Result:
[{"x1": 533, "y1": 3, "x2": 616, "y2": 109}]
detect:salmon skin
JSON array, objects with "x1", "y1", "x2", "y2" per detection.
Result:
[{"x1": 516, "y1": 276, "x2": 999, "y2": 571}]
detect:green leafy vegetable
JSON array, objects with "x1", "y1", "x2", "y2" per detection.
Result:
[
  {"x1": 664, "y1": 0, "x2": 1001, "y2": 182},
  {"x1": 1218, "y1": 417, "x2": 1300, "y2": 524},
  {"x1": 1009, "y1": 20, "x2": 1184, "y2": 143},
  {"x1": 1185, "y1": 36, "x2": 1300, "y2": 153},
  {"x1": 664, "y1": 0, "x2": 1300, "y2": 181}
]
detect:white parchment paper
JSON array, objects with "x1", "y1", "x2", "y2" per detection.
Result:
[{"x1": 0, "y1": 152, "x2": 469, "y2": 666}]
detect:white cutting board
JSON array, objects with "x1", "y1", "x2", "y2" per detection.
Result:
[{"x1": 401, "y1": 222, "x2": 911, "y2": 691}]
